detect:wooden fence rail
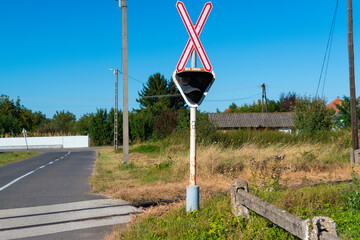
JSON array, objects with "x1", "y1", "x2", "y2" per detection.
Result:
[{"x1": 230, "y1": 179, "x2": 342, "y2": 240}]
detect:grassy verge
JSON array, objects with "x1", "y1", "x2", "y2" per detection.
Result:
[
  {"x1": 90, "y1": 140, "x2": 356, "y2": 202},
  {"x1": 0, "y1": 152, "x2": 40, "y2": 167},
  {"x1": 89, "y1": 133, "x2": 359, "y2": 239},
  {"x1": 90, "y1": 144, "x2": 186, "y2": 202},
  {"x1": 108, "y1": 180, "x2": 360, "y2": 240}
]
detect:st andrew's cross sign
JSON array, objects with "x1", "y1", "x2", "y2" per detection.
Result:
[{"x1": 176, "y1": 1, "x2": 213, "y2": 72}]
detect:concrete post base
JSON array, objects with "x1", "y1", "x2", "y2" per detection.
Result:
[{"x1": 186, "y1": 185, "x2": 199, "y2": 212}]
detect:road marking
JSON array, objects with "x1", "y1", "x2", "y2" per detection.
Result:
[
  {"x1": 0, "y1": 199, "x2": 141, "y2": 239},
  {"x1": 0, "y1": 152, "x2": 71, "y2": 192},
  {"x1": 60, "y1": 157, "x2": 64, "y2": 159},
  {"x1": 0, "y1": 171, "x2": 34, "y2": 192}
]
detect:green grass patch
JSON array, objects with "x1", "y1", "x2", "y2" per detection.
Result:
[
  {"x1": 0, "y1": 152, "x2": 40, "y2": 167},
  {"x1": 130, "y1": 144, "x2": 160, "y2": 154},
  {"x1": 128, "y1": 160, "x2": 177, "y2": 184},
  {"x1": 119, "y1": 194, "x2": 296, "y2": 240},
  {"x1": 119, "y1": 181, "x2": 360, "y2": 239}
]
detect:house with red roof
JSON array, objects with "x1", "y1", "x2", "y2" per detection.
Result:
[{"x1": 327, "y1": 97, "x2": 344, "y2": 114}]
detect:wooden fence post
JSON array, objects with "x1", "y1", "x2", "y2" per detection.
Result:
[
  {"x1": 308, "y1": 217, "x2": 339, "y2": 240},
  {"x1": 230, "y1": 179, "x2": 250, "y2": 221}
]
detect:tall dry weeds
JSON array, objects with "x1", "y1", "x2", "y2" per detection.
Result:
[{"x1": 92, "y1": 142, "x2": 357, "y2": 203}]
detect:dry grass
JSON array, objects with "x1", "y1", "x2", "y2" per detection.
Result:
[
  {"x1": 91, "y1": 140, "x2": 360, "y2": 240},
  {"x1": 90, "y1": 142, "x2": 358, "y2": 203}
]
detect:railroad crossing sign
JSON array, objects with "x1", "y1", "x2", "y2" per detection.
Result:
[{"x1": 176, "y1": 1, "x2": 213, "y2": 72}]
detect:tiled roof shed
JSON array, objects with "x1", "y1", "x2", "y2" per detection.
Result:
[{"x1": 208, "y1": 113, "x2": 295, "y2": 129}]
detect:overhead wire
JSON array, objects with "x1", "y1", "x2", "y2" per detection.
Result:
[
  {"x1": 140, "y1": 94, "x2": 181, "y2": 99},
  {"x1": 321, "y1": 2, "x2": 338, "y2": 98},
  {"x1": 315, "y1": 0, "x2": 339, "y2": 98},
  {"x1": 207, "y1": 93, "x2": 262, "y2": 102},
  {"x1": 117, "y1": 70, "x2": 144, "y2": 84}
]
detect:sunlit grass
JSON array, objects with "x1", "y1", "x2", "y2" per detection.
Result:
[{"x1": 0, "y1": 152, "x2": 40, "y2": 167}]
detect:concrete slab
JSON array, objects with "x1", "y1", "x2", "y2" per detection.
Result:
[{"x1": 0, "y1": 199, "x2": 142, "y2": 240}]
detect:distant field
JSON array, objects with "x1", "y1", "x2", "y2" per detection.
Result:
[{"x1": 0, "y1": 152, "x2": 40, "y2": 167}]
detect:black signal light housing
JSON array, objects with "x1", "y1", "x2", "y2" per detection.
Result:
[{"x1": 172, "y1": 68, "x2": 215, "y2": 107}]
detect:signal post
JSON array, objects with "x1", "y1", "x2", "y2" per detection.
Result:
[{"x1": 173, "y1": 1, "x2": 215, "y2": 212}]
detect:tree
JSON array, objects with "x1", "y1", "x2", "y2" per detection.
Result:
[
  {"x1": 0, "y1": 94, "x2": 46, "y2": 134},
  {"x1": 89, "y1": 109, "x2": 112, "y2": 146},
  {"x1": 76, "y1": 113, "x2": 93, "y2": 135},
  {"x1": 228, "y1": 103, "x2": 238, "y2": 113},
  {"x1": 0, "y1": 115, "x2": 20, "y2": 136},
  {"x1": 129, "y1": 111, "x2": 154, "y2": 141},
  {"x1": 334, "y1": 96, "x2": 360, "y2": 128},
  {"x1": 136, "y1": 73, "x2": 184, "y2": 115},
  {"x1": 292, "y1": 97, "x2": 334, "y2": 135},
  {"x1": 279, "y1": 92, "x2": 297, "y2": 112},
  {"x1": 229, "y1": 100, "x2": 281, "y2": 113},
  {"x1": 226, "y1": 92, "x2": 298, "y2": 113},
  {"x1": 52, "y1": 110, "x2": 76, "y2": 133}
]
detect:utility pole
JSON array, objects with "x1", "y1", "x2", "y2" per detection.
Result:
[
  {"x1": 347, "y1": 0, "x2": 359, "y2": 163},
  {"x1": 264, "y1": 84, "x2": 268, "y2": 112},
  {"x1": 261, "y1": 83, "x2": 268, "y2": 113},
  {"x1": 114, "y1": 69, "x2": 118, "y2": 151},
  {"x1": 119, "y1": 0, "x2": 129, "y2": 163}
]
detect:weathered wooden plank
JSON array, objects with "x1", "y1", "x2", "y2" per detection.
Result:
[{"x1": 236, "y1": 190, "x2": 306, "y2": 239}]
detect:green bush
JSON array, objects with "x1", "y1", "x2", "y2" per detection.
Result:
[
  {"x1": 154, "y1": 110, "x2": 178, "y2": 137},
  {"x1": 129, "y1": 111, "x2": 155, "y2": 141},
  {"x1": 292, "y1": 97, "x2": 334, "y2": 136},
  {"x1": 176, "y1": 108, "x2": 218, "y2": 144},
  {"x1": 0, "y1": 115, "x2": 20, "y2": 136},
  {"x1": 89, "y1": 109, "x2": 112, "y2": 146},
  {"x1": 346, "y1": 169, "x2": 360, "y2": 210}
]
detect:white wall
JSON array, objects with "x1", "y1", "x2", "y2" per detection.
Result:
[{"x1": 0, "y1": 136, "x2": 89, "y2": 150}]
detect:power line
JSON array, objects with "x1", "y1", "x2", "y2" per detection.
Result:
[
  {"x1": 315, "y1": 0, "x2": 339, "y2": 98},
  {"x1": 140, "y1": 94, "x2": 181, "y2": 99},
  {"x1": 209, "y1": 85, "x2": 260, "y2": 94},
  {"x1": 207, "y1": 93, "x2": 261, "y2": 102},
  {"x1": 118, "y1": 70, "x2": 144, "y2": 84}
]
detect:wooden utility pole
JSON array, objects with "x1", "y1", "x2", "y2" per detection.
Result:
[
  {"x1": 121, "y1": 0, "x2": 129, "y2": 163},
  {"x1": 347, "y1": 0, "x2": 359, "y2": 160},
  {"x1": 261, "y1": 83, "x2": 268, "y2": 113},
  {"x1": 114, "y1": 69, "x2": 118, "y2": 151}
]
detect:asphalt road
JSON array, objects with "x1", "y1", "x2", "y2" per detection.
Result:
[
  {"x1": 0, "y1": 150, "x2": 102, "y2": 209},
  {"x1": 0, "y1": 148, "x2": 133, "y2": 240}
]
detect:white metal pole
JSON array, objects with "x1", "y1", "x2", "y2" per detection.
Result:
[
  {"x1": 186, "y1": 48, "x2": 199, "y2": 212},
  {"x1": 189, "y1": 106, "x2": 196, "y2": 185}
]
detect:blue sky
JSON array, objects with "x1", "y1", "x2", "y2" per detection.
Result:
[{"x1": 1, "y1": 0, "x2": 360, "y2": 119}]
